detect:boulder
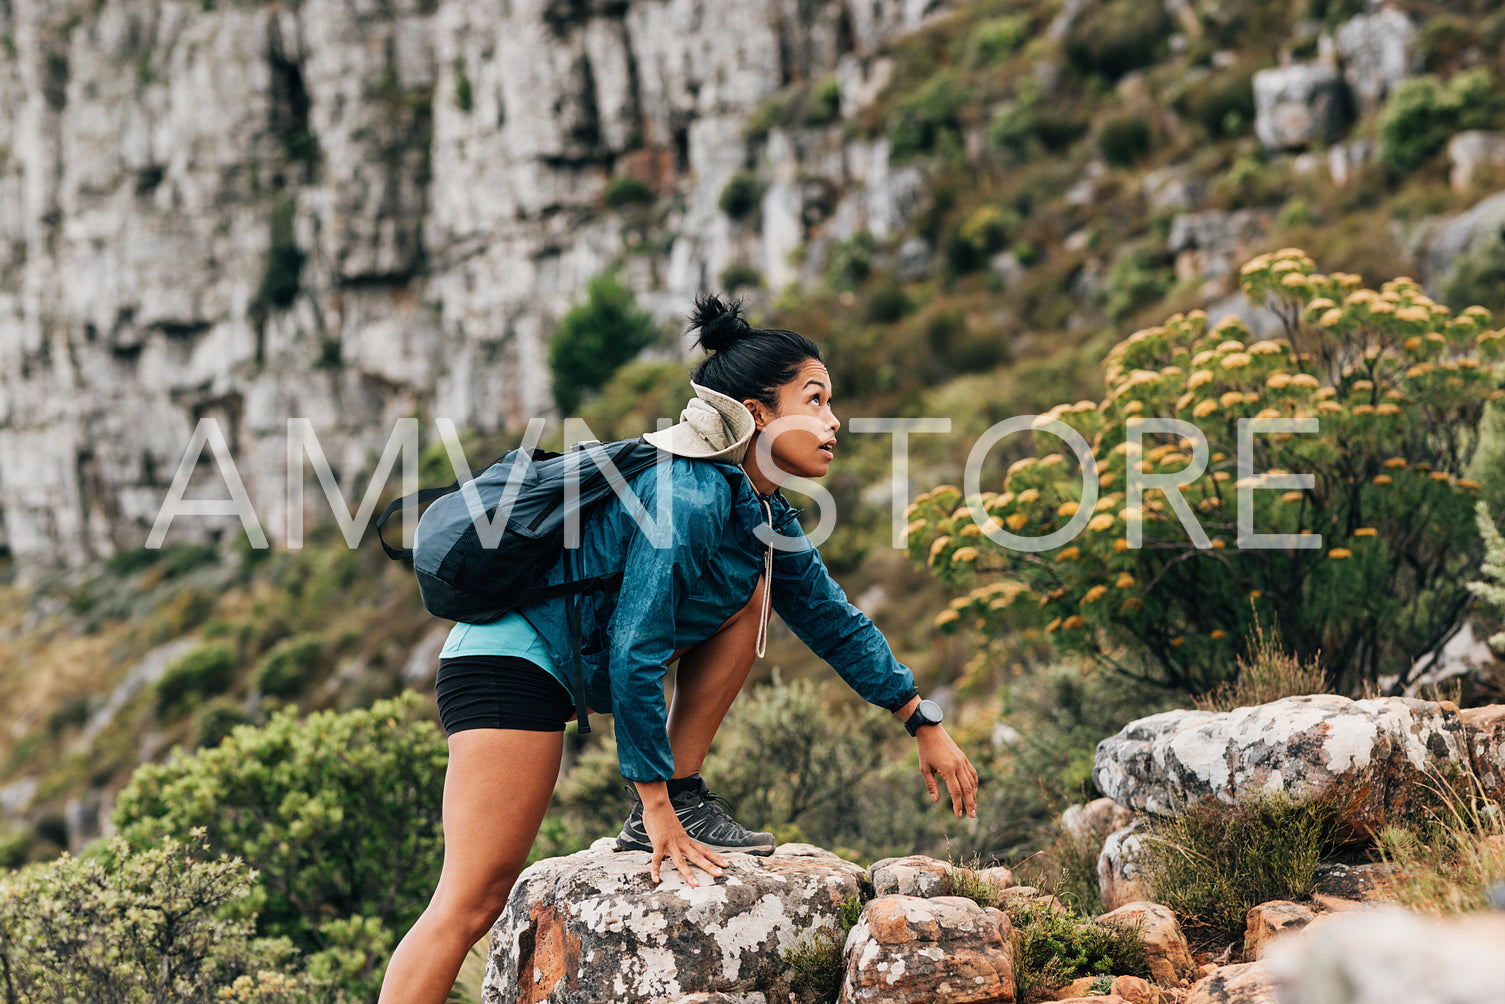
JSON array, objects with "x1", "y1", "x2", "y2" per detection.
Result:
[
  {"x1": 1185, "y1": 962, "x2": 1278, "y2": 1004},
  {"x1": 1112, "y1": 974, "x2": 1159, "y2": 1004},
  {"x1": 1063, "y1": 797, "x2": 1137, "y2": 845},
  {"x1": 1334, "y1": 8, "x2": 1419, "y2": 112},
  {"x1": 1168, "y1": 210, "x2": 1271, "y2": 287},
  {"x1": 1460, "y1": 704, "x2": 1505, "y2": 793},
  {"x1": 1098, "y1": 822, "x2": 1150, "y2": 914},
  {"x1": 1096, "y1": 902, "x2": 1197, "y2": 986},
  {"x1": 1242, "y1": 901, "x2": 1315, "y2": 960},
  {"x1": 838, "y1": 895, "x2": 1014, "y2": 1004},
  {"x1": 1308, "y1": 861, "x2": 1399, "y2": 906},
  {"x1": 1252, "y1": 64, "x2": 1347, "y2": 151},
  {"x1": 1447, "y1": 131, "x2": 1505, "y2": 194},
  {"x1": 483, "y1": 841, "x2": 868, "y2": 1004},
  {"x1": 1092, "y1": 696, "x2": 1470, "y2": 836},
  {"x1": 1423, "y1": 190, "x2": 1505, "y2": 287},
  {"x1": 869, "y1": 854, "x2": 949, "y2": 897},
  {"x1": 1265, "y1": 907, "x2": 1505, "y2": 1003}
]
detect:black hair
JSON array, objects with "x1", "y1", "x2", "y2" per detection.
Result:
[{"x1": 687, "y1": 293, "x2": 823, "y2": 409}]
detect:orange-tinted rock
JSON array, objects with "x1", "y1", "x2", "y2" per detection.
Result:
[
  {"x1": 1098, "y1": 822, "x2": 1149, "y2": 913},
  {"x1": 1459, "y1": 704, "x2": 1505, "y2": 793},
  {"x1": 1243, "y1": 900, "x2": 1315, "y2": 960},
  {"x1": 1112, "y1": 974, "x2": 1159, "y2": 1004},
  {"x1": 839, "y1": 895, "x2": 1015, "y2": 1004},
  {"x1": 1096, "y1": 902, "x2": 1197, "y2": 986}
]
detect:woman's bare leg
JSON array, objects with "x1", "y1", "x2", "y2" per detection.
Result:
[
  {"x1": 378, "y1": 728, "x2": 564, "y2": 1004},
  {"x1": 665, "y1": 576, "x2": 764, "y2": 779}
]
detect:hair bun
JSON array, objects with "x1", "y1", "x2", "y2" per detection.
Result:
[{"x1": 689, "y1": 292, "x2": 750, "y2": 353}]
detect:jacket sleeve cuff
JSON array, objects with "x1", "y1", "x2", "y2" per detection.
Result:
[{"x1": 884, "y1": 687, "x2": 921, "y2": 713}]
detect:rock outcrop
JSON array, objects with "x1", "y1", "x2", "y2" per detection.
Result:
[
  {"x1": 484, "y1": 840, "x2": 869, "y2": 1004},
  {"x1": 1092, "y1": 696, "x2": 1470, "y2": 835},
  {"x1": 1252, "y1": 64, "x2": 1347, "y2": 151},
  {"x1": 1184, "y1": 962, "x2": 1277, "y2": 1004},
  {"x1": 839, "y1": 895, "x2": 1015, "y2": 1004},
  {"x1": 0, "y1": 0, "x2": 947, "y2": 570},
  {"x1": 1095, "y1": 902, "x2": 1197, "y2": 987},
  {"x1": 1241, "y1": 901, "x2": 1314, "y2": 961}
]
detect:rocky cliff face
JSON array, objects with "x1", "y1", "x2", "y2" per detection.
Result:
[{"x1": 0, "y1": 0, "x2": 936, "y2": 571}]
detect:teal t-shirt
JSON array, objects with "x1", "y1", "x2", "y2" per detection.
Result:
[{"x1": 439, "y1": 613, "x2": 571, "y2": 696}]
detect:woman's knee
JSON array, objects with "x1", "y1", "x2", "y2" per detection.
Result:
[{"x1": 435, "y1": 868, "x2": 523, "y2": 942}]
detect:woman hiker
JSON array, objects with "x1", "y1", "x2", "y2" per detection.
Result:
[{"x1": 378, "y1": 294, "x2": 980, "y2": 1003}]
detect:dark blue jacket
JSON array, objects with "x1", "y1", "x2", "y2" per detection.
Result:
[{"x1": 517, "y1": 455, "x2": 919, "y2": 782}]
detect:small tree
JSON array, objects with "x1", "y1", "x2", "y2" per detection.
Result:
[
  {"x1": 112, "y1": 693, "x2": 447, "y2": 999},
  {"x1": 548, "y1": 272, "x2": 661, "y2": 414},
  {"x1": 910, "y1": 249, "x2": 1505, "y2": 694}
]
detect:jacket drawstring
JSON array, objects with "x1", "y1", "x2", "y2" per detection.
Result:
[{"x1": 756, "y1": 496, "x2": 773, "y2": 658}]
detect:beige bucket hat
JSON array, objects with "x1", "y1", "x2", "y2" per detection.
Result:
[{"x1": 643, "y1": 382, "x2": 756, "y2": 464}]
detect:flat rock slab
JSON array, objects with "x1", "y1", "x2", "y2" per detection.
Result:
[
  {"x1": 1185, "y1": 962, "x2": 1278, "y2": 1004},
  {"x1": 839, "y1": 895, "x2": 1015, "y2": 1004},
  {"x1": 1092, "y1": 695, "x2": 1468, "y2": 835},
  {"x1": 483, "y1": 841, "x2": 868, "y2": 1004}
]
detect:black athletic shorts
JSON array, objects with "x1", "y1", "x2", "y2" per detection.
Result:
[{"x1": 434, "y1": 655, "x2": 574, "y2": 735}]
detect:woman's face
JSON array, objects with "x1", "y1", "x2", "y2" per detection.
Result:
[{"x1": 749, "y1": 358, "x2": 840, "y2": 480}]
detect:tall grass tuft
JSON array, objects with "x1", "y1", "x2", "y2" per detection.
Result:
[
  {"x1": 782, "y1": 895, "x2": 864, "y2": 1004},
  {"x1": 1194, "y1": 617, "x2": 1329, "y2": 713},
  {"x1": 1378, "y1": 767, "x2": 1505, "y2": 916},
  {"x1": 1137, "y1": 791, "x2": 1342, "y2": 946}
]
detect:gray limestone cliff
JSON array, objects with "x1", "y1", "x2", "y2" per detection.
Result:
[{"x1": 0, "y1": 0, "x2": 940, "y2": 570}]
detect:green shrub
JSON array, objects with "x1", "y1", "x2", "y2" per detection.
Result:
[
  {"x1": 1008, "y1": 900, "x2": 1150, "y2": 1003},
  {"x1": 889, "y1": 70, "x2": 966, "y2": 162},
  {"x1": 1443, "y1": 228, "x2": 1505, "y2": 316},
  {"x1": 826, "y1": 231, "x2": 878, "y2": 290},
  {"x1": 1064, "y1": 0, "x2": 1171, "y2": 82},
  {"x1": 254, "y1": 633, "x2": 325, "y2": 698},
  {"x1": 864, "y1": 282, "x2": 912, "y2": 324},
  {"x1": 959, "y1": 204, "x2": 1014, "y2": 257},
  {"x1": 1103, "y1": 246, "x2": 1173, "y2": 321},
  {"x1": 719, "y1": 171, "x2": 766, "y2": 221},
  {"x1": 990, "y1": 79, "x2": 1087, "y2": 161},
  {"x1": 605, "y1": 175, "x2": 653, "y2": 207},
  {"x1": 782, "y1": 894, "x2": 863, "y2": 1004},
  {"x1": 114, "y1": 694, "x2": 446, "y2": 1001},
  {"x1": 807, "y1": 76, "x2": 841, "y2": 126},
  {"x1": 719, "y1": 261, "x2": 764, "y2": 292},
  {"x1": 548, "y1": 271, "x2": 661, "y2": 414},
  {"x1": 1098, "y1": 114, "x2": 1152, "y2": 167},
  {"x1": 1470, "y1": 501, "x2": 1505, "y2": 650},
  {"x1": 452, "y1": 56, "x2": 473, "y2": 112},
  {"x1": 971, "y1": 16, "x2": 1027, "y2": 65},
  {"x1": 157, "y1": 644, "x2": 238, "y2": 713},
  {"x1": 1380, "y1": 68, "x2": 1505, "y2": 174},
  {"x1": 192, "y1": 697, "x2": 254, "y2": 750},
  {"x1": 254, "y1": 197, "x2": 305, "y2": 314},
  {"x1": 911, "y1": 250, "x2": 1505, "y2": 694},
  {"x1": 0, "y1": 834, "x2": 343, "y2": 1003},
  {"x1": 1177, "y1": 66, "x2": 1256, "y2": 139},
  {"x1": 1138, "y1": 791, "x2": 1342, "y2": 944}
]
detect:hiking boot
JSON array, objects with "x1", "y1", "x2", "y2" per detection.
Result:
[{"x1": 615, "y1": 777, "x2": 776, "y2": 856}]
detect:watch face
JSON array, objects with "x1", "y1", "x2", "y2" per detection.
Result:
[{"x1": 918, "y1": 699, "x2": 943, "y2": 725}]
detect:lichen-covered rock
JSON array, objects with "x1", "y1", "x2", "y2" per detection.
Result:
[
  {"x1": 482, "y1": 840, "x2": 868, "y2": 1004},
  {"x1": 1063, "y1": 797, "x2": 1137, "y2": 846},
  {"x1": 1092, "y1": 696, "x2": 1469, "y2": 836},
  {"x1": 1460, "y1": 704, "x2": 1505, "y2": 793},
  {"x1": 1252, "y1": 64, "x2": 1347, "y2": 151},
  {"x1": 1185, "y1": 962, "x2": 1277, "y2": 1004},
  {"x1": 1334, "y1": 8, "x2": 1419, "y2": 112},
  {"x1": 838, "y1": 895, "x2": 1015, "y2": 1004},
  {"x1": 1308, "y1": 861, "x2": 1399, "y2": 906},
  {"x1": 1265, "y1": 908, "x2": 1505, "y2": 1004},
  {"x1": 1097, "y1": 822, "x2": 1149, "y2": 914},
  {"x1": 1242, "y1": 901, "x2": 1315, "y2": 961},
  {"x1": 869, "y1": 854, "x2": 949, "y2": 898},
  {"x1": 1096, "y1": 902, "x2": 1196, "y2": 987}
]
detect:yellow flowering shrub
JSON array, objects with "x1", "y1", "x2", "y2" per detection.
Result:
[{"x1": 909, "y1": 250, "x2": 1505, "y2": 693}]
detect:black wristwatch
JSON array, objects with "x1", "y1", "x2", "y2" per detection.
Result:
[{"x1": 903, "y1": 699, "x2": 944, "y2": 737}]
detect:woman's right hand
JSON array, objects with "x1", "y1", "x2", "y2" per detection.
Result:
[{"x1": 636, "y1": 783, "x2": 728, "y2": 886}]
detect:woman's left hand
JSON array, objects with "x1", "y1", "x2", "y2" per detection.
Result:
[{"x1": 916, "y1": 725, "x2": 978, "y2": 818}]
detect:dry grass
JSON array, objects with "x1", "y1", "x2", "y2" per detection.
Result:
[
  {"x1": 1194, "y1": 618, "x2": 1330, "y2": 713},
  {"x1": 1378, "y1": 767, "x2": 1505, "y2": 917}
]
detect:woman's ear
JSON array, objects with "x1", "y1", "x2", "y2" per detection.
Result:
[{"x1": 743, "y1": 397, "x2": 771, "y2": 430}]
